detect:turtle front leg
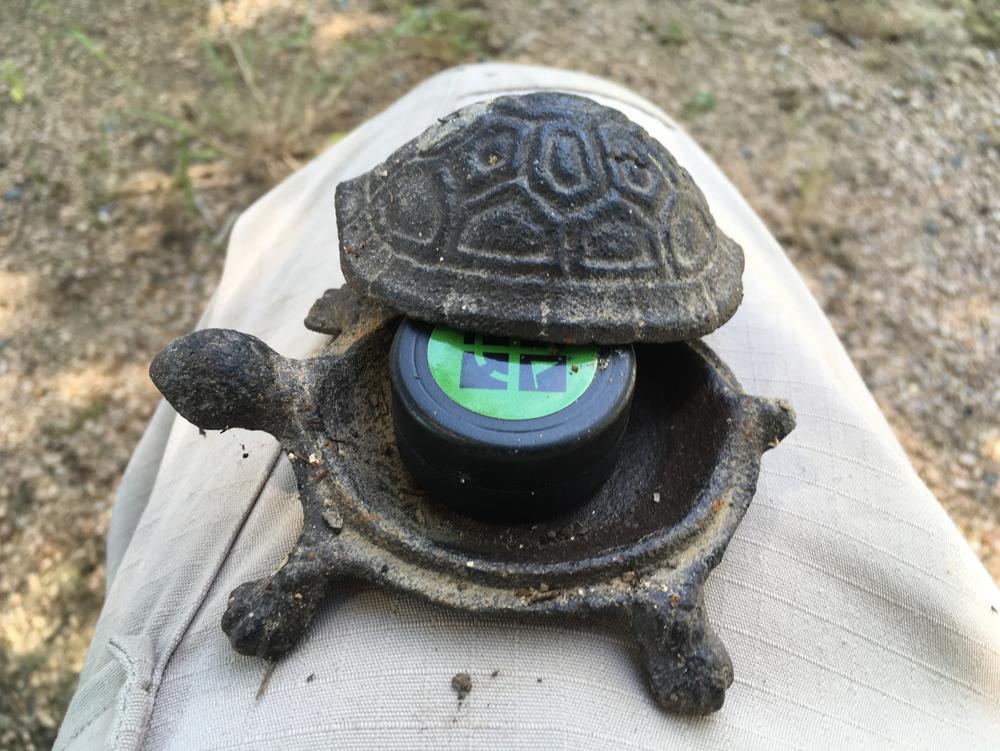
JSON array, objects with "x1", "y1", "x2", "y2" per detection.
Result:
[
  {"x1": 221, "y1": 535, "x2": 345, "y2": 660},
  {"x1": 222, "y1": 445, "x2": 359, "y2": 660},
  {"x1": 631, "y1": 580, "x2": 733, "y2": 715}
]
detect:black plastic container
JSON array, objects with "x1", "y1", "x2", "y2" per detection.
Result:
[{"x1": 390, "y1": 318, "x2": 636, "y2": 521}]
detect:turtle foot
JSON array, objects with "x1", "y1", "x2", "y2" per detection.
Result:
[
  {"x1": 221, "y1": 549, "x2": 335, "y2": 660},
  {"x1": 632, "y1": 584, "x2": 733, "y2": 715}
]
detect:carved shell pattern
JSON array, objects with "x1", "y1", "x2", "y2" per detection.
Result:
[
  {"x1": 363, "y1": 95, "x2": 717, "y2": 280},
  {"x1": 336, "y1": 93, "x2": 743, "y2": 343}
]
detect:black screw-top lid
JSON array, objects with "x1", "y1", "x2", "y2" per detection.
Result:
[{"x1": 390, "y1": 318, "x2": 636, "y2": 522}]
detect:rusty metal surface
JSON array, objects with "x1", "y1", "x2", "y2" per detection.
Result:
[
  {"x1": 148, "y1": 92, "x2": 794, "y2": 715},
  {"x1": 150, "y1": 297, "x2": 794, "y2": 715}
]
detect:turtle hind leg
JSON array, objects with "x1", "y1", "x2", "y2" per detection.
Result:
[
  {"x1": 221, "y1": 541, "x2": 342, "y2": 660},
  {"x1": 631, "y1": 582, "x2": 734, "y2": 715}
]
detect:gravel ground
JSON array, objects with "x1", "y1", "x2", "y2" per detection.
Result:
[{"x1": 1, "y1": 1, "x2": 997, "y2": 747}]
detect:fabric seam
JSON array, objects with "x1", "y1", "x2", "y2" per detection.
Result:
[
  {"x1": 134, "y1": 448, "x2": 284, "y2": 748},
  {"x1": 108, "y1": 636, "x2": 149, "y2": 749}
]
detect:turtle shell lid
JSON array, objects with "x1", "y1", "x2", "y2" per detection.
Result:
[{"x1": 336, "y1": 92, "x2": 744, "y2": 344}]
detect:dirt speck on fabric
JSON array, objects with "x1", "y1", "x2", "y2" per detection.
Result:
[{"x1": 451, "y1": 672, "x2": 473, "y2": 702}]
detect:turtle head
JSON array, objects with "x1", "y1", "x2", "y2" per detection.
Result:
[{"x1": 150, "y1": 328, "x2": 301, "y2": 437}]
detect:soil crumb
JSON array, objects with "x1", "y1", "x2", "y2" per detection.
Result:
[{"x1": 451, "y1": 672, "x2": 473, "y2": 702}]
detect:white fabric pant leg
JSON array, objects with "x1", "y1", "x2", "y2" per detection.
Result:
[{"x1": 55, "y1": 63, "x2": 1000, "y2": 751}]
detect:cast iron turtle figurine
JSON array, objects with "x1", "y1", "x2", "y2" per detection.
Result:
[
  {"x1": 335, "y1": 92, "x2": 744, "y2": 344},
  {"x1": 149, "y1": 92, "x2": 795, "y2": 716}
]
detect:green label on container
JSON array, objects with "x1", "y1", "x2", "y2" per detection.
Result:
[{"x1": 426, "y1": 325, "x2": 598, "y2": 420}]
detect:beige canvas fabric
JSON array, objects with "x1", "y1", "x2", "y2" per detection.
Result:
[{"x1": 55, "y1": 63, "x2": 1000, "y2": 750}]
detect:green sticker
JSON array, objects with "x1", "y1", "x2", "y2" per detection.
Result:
[{"x1": 426, "y1": 325, "x2": 598, "y2": 420}]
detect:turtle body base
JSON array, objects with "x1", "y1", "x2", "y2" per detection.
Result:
[{"x1": 150, "y1": 295, "x2": 794, "y2": 716}]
